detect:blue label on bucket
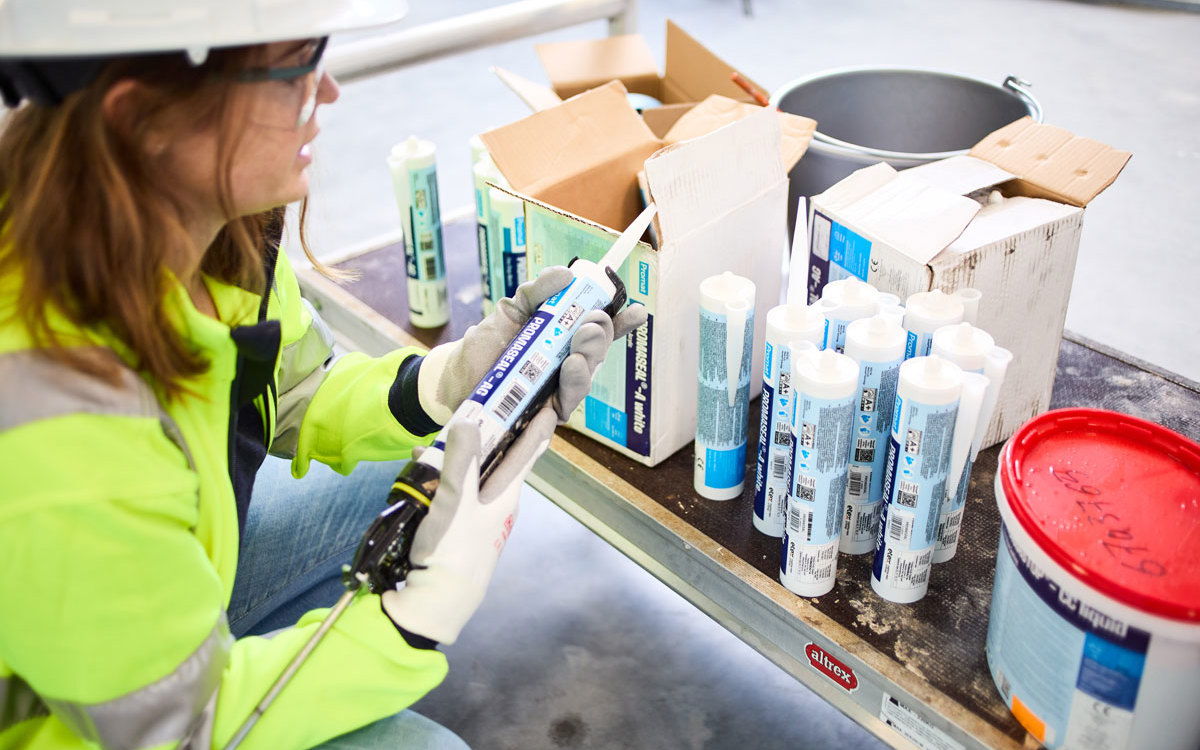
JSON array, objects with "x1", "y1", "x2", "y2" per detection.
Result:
[{"x1": 830, "y1": 221, "x2": 872, "y2": 282}]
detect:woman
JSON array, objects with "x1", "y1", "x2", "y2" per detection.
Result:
[{"x1": 0, "y1": 3, "x2": 646, "y2": 749}]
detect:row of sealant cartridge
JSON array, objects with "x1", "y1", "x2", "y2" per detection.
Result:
[
  {"x1": 714, "y1": 275, "x2": 1013, "y2": 604},
  {"x1": 471, "y1": 135, "x2": 525, "y2": 318}
]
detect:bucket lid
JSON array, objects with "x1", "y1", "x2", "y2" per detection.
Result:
[{"x1": 1000, "y1": 409, "x2": 1200, "y2": 623}]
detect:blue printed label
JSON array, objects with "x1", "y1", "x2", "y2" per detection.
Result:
[
  {"x1": 585, "y1": 396, "x2": 627, "y2": 447},
  {"x1": 638, "y1": 261, "x2": 650, "y2": 296},
  {"x1": 844, "y1": 356, "x2": 903, "y2": 543},
  {"x1": 904, "y1": 331, "x2": 918, "y2": 360},
  {"x1": 706, "y1": 444, "x2": 747, "y2": 489},
  {"x1": 829, "y1": 221, "x2": 871, "y2": 281},
  {"x1": 407, "y1": 164, "x2": 445, "y2": 283},
  {"x1": 753, "y1": 342, "x2": 798, "y2": 531},
  {"x1": 789, "y1": 392, "x2": 855, "y2": 547},
  {"x1": 987, "y1": 526, "x2": 1150, "y2": 748},
  {"x1": 695, "y1": 305, "x2": 754, "y2": 491},
  {"x1": 624, "y1": 311, "x2": 653, "y2": 457}
]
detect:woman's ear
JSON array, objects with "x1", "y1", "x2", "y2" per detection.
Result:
[{"x1": 102, "y1": 78, "x2": 167, "y2": 155}]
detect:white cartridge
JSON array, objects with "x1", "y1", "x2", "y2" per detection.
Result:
[
  {"x1": 840, "y1": 316, "x2": 907, "y2": 555},
  {"x1": 929, "y1": 323, "x2": 1008, "y2": 563},
  {"x1": 877, "y1": 303, "x2": 906, "y2": 329},
  {"x1": 695, "y1": 273, "x2": 757, "y2": 501},
  {"x1": 752, "y1": 303, "x2": 828, "y2": 536},
  {"x1": 902, "y1": 289, "x2": 964, "y2": 359},
  {"x1": 388, "y1": 136, "x2": 449, "y2": 328},
  {"x1": 952, "y1": 288, "x2": 982, "y2": 326},
  {"x1": 489, "y1": 187, "x2": 527, "y2": 301},
  {"x1": 871, "y1": 355, "x2": 965, "y2": 603},
  {"x1": 780, "y1": 347, "x2": 859, "y2": 597},
  {"x1": 818, "y1": 278, "x2": 880, "y2": 353},
  {"x1": 472, "y1": 154, "x2": 504, "y2": 316},
  {"x1": 876, "y1": 292, "x2": 901, "y2": 308}
]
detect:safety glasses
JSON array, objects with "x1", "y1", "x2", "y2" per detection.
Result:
[{"x1": 236, "y1": 36, "x2": 329, "y2": 130}]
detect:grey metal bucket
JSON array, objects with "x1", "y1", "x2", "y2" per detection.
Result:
[{"x1": 770, "y1": 67, "x2": 1043, "y2": 234}]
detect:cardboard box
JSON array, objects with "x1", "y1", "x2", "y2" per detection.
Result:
[
  {"x1": 534, "y1": 20, "x2": 765, "y2": 138},
  {"x1": 804, "y1": 117, "x2": 1130, "y2": 447},
  {"x1": 481, "y1": 82, "x2": 815, "y2": 466}
]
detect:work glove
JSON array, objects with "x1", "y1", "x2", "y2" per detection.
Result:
[
  {"x1": 418, "y1": 266, "x2": 649, "y2": 424},
  {"x1": 381, "y1": 405, "x2": 558, "y2": 645}
]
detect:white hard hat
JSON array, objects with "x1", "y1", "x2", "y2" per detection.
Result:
[{"x1": 0, "y1": 0, "x2": 409, "y2": 60}]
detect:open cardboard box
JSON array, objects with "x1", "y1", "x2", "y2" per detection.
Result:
[
  {"x1": 480, "y1": 81, "x2": 815, "y2": 466},
  {"x1": 804, "y1": 116, "x2": 1131, "y2": 447},
  {"x1": 532, "y1": 20, "x2": 766, "y2": 138}
]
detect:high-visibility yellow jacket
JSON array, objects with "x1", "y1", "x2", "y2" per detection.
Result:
[{"x1": 0, "y1": 248, "x2": 446, "y2": 750}]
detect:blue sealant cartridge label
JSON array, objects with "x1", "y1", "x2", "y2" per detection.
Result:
[
  {"x1": 460, "y1": 276, "x2": 610, "y2": 461},
  {"x1": 407, "y1": 164, "x2": 446, "y2": 284},
  {"x1": 781, "y1": 391, "x2": 854, "y2": 584},
  {"x1": 987, "y1": 525, "x2": 1149, "y2": 749},
  {"x1": 754, "y1": 342, "x2": 798, "y2": 533},
  {"x1": 872, "y1": 394, "x2": 958, "y2": 591},
  {"x1": 501, "y1": 213, "x2": 527, "y2": 298},
  {"x1": 695, "y1": 306, "x2": 754, "y2": 491},
  {"x1": 842, "y1": 356, "x2": 902, "y2": 548},
  {"x1": 473, "y1": 184, "x2": 493, "y2": 302}
]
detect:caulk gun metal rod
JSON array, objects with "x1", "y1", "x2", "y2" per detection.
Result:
[{"x1": 224, "y1": 588, "x2": 358, "y2": 750}]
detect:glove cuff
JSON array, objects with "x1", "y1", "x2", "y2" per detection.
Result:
[
  {"x1": 416, "y1": 342, "x2": 459, "y2": 426},
  {"x1": 388, "y1": 355, "x2": 441, "y2": 436},
  {"x1": 380, "y1": 568, "x2": 486, "y2": 646}
]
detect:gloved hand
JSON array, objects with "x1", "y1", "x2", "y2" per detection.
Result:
[
  {"x1": 381, "y1": 405, "x2": 558, "y2": 645},
  {"x1": 418, "y1": 266, "x2": 649, "y2": 424}
]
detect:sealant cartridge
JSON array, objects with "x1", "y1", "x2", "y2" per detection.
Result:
[
  {"x1": 387, "y1": 136, "x2": 449, "y2": 329},
  {"x1": 841, "y1": 316, "x2": 907, "y2": 555},
  {"x1": 752, "y1": 303, "x2": 827, "y2": 536},
  {"x1": 489, "y1": 187, "x2": 527, "y2": 301},
  {"x1": 695, "y1": 272, "x2": 757, "y2": 501},
  {"x1": 901, "y1": 289, "x2": 964, "y2": 359},
  {"x1": 472, "y1": 153, "x2": 506, "y2": 317},
  {"x1": 819, "y1": 277, "x2": 882, "y2": 354},
  {"x1": 780, "y1": 346, "x2": 859, "y2": 598}
]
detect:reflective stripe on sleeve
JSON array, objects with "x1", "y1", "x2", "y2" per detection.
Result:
[
  {"x1": 0, "y1": 348, "x2": 195, "y2": 470},
  {"x1": 270, "y1": 298, "x2": 336, "y2": 458},
  {"x1": 42, "y1": 615, "x2": 232, "y2": 750},
  {"x1": 0, "y1": 673, "x2": 49, "y2": 733}
]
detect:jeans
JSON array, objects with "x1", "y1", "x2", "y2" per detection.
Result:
[{"x1": 228, "y1": 456, "x2": 468, "y2": 750}]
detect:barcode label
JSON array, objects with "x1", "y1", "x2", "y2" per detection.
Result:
[
  {"x1": 796, "y1": 474, "x2": 816, "y2": 502},
  {"x1": 799, "y1": 422, "x2": 816, "y2": 450},
  {"x1": 771, "y1": 452, "x2": 789, "y2": 480},
  {"x1": 905, "y1": 428, "x2": 922, "y2": 454},
  {"x1": 896, "y1": 480, "x2": 919, "y2": 508},
  {"x1": 888, "y1": 513, "x2": 913, "y2": 543},
  {"x1": 860, "y1": 387, "x2": 877, "y2": 413},
  {"x1": 422, "y1": 254, "x2": 438, "y2": 278},
  {"x1": 847, "y1": 466, "x2": 871, "y2": 497},
  {"x1": 788, "y1": 505, "x2": 812, "y2": 541},
  {"x1": 519, "y1": 351, "x2": 550, "y2": 382},
  {"x1": 854, "y1": 504, "x2": 879, "y2": 537},
  {"x1": 492, "y1": 381, "x2": 528, "y2": 421},
  {"x1": 419, "y1": 233, "x2": 435, "y2": 253},
  {"x1": 854, "y1": 437, "x2": 875, "y2": 463}
]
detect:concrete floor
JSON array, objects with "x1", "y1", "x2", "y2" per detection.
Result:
[{"x1": 298, "y1": 1, "x2": 1200, "y2": 747}]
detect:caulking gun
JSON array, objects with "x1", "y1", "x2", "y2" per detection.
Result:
[{"x1": 224, "y1": 202, "x2": 658, "y2": 750}]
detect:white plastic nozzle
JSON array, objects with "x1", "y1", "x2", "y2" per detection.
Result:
[
  {"x1": 787, "y1": 196, "x2": 809, "y2": 306},
  {"x1": 876, "y1": 292, "x2": 901, "y2": 308},
  {"x1": 878, "y1": 304, "x2": 906, "y2": 329},
  {"x1": 971, "y1": 346, "x2": 1014, "y2": 460},
  {"x1": 945, "y1": 372, "x2": 989, "y2": 503},
  {"x1": 600, "y1": 203, "x2": 658, "y2": 272},
  {"x1": 931, "y1": 322, "x2": 996, "y2": 373},
  {"x1": 954, "y1": 288, "x2": 982, "y2": 326}
]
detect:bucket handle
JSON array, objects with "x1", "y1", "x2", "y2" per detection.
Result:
[{"x1": 1003, "y1": 75, "x2": 1044, "y2": 123}]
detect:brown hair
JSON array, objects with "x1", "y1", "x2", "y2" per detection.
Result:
[{"x1": 0, "y1": 47, "x2": 324, "y2": 399}]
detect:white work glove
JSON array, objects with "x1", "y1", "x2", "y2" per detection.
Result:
[
  {"x1": 381, "y1": 406, "x2": 558, "y2": 645},
  {"x1": 418, "y1": 266, "x2": 649, "y2": 424}
]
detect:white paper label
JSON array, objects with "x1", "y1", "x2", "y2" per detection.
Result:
[{"x1": 880, "y1": 693, "x2": 965, "y2": 750}]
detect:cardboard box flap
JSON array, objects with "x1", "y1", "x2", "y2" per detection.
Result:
[
  {"x1": 644, "y1": 107, "x2": 784, "y2": 243},
  {"x1": 480, "y1": 81, "x2": 660, "y2": 232},
  {"x1": 834, "y1": 171, "x2": 981, "y2": 265},
  {"x1": 661, "y1": 95, "x2": 816, "y2": 171},
  {"x1": 491, "y1": 66, "x2": 563, "y2": 112},
  {"x1": 662, "y1": 20, "x2": 761, "y2": 105},
  {"x1": 814, "y1": 162, "x2": 899, "y2": 216},
  {"x1": 536, "y1": 34, "x2": 661, "y2": 100},
  {"x1": 901, "y1": 155, "x2": 1017, "y2": 198},
  {"x1": 937, "y1": 195, "x2": 1080, "y2": 263},
  {"x1": 969, "y1": 117, "x2": 1131, "y2": 207}
]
